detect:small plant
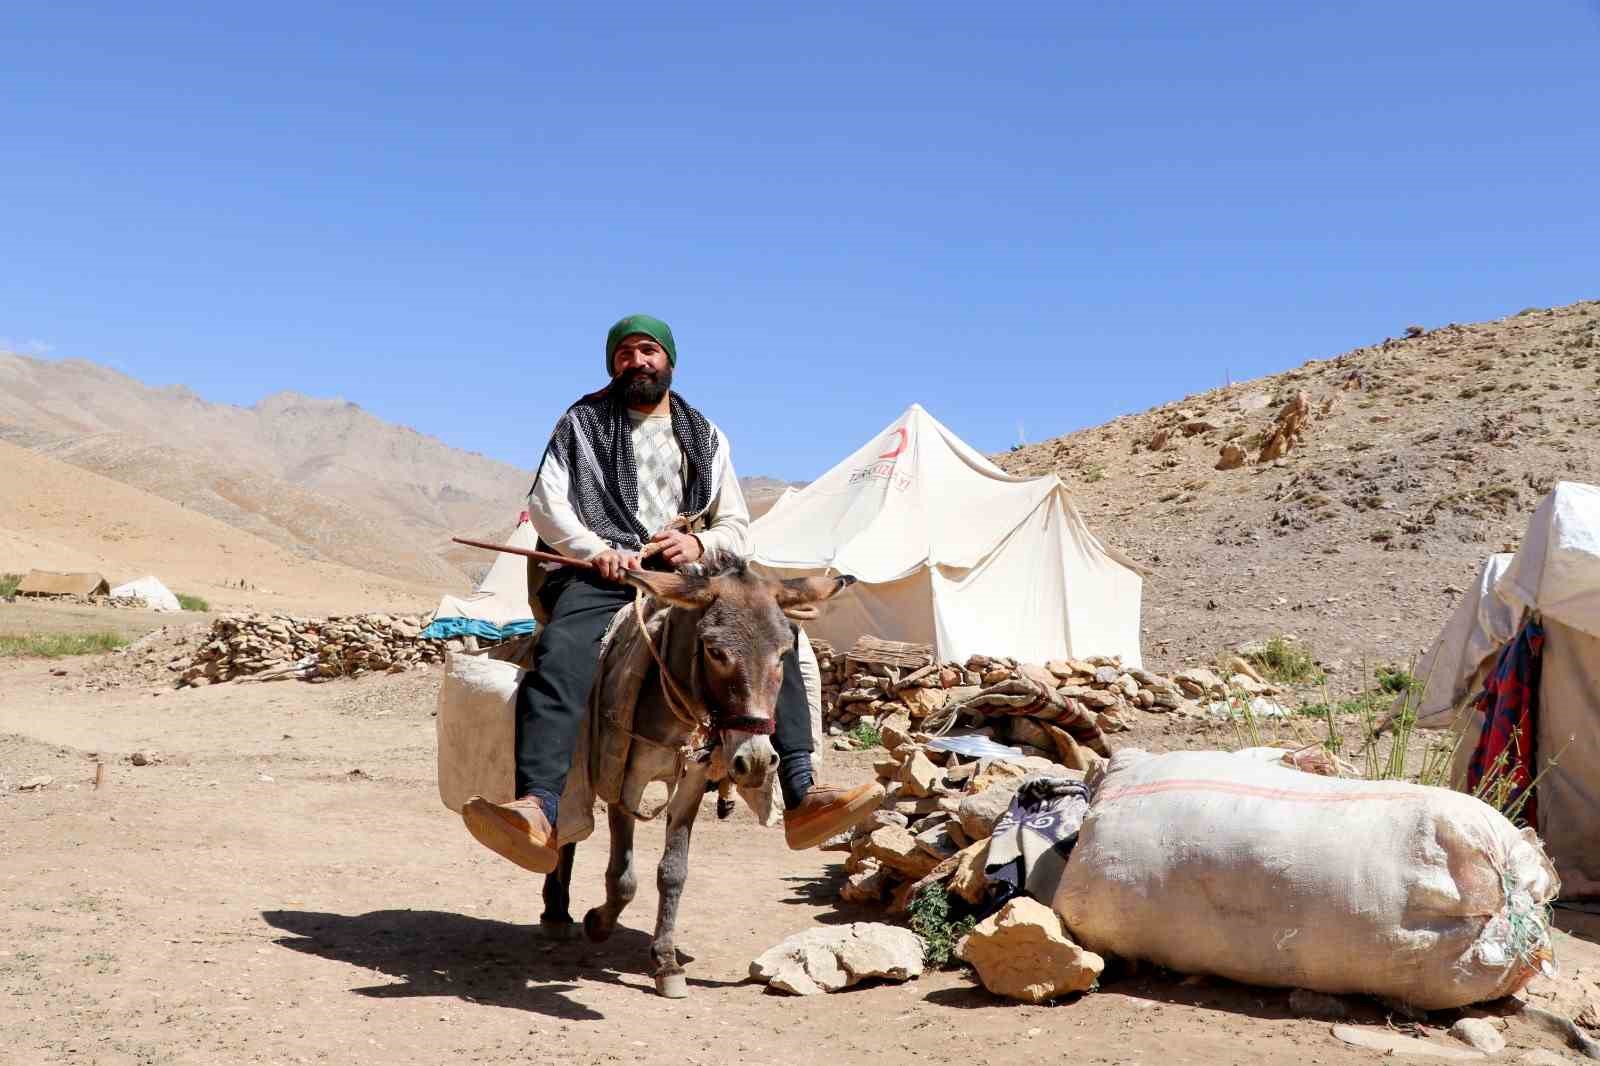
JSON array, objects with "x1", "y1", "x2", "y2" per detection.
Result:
[
  {"x1": 0, "y1": 632, "x2": 129, "y2": 658},
  {"x1": 1245, "y1": 636, "x2": 1324, "y2": 686},
  {"x1": 0, "y1": 573, "x2": 20, "y2": 598},
  {"x1": 176, "y1": 593, "x2": 209, "y2": 612},
  {"x1": 1375, "y1": 665, "x2": 1417, "y2": 694},
  {"x1": 1081, "y1": 465, "x2": 1106, "y2": 483},
  {"x1": 846, "y1": 721, "x2": 882, "y2": 749},
  {"x1": 1404, "y1": 324, "x2": 1426, "y2": 338},
  {"x1": 907, "y1": 885, "x2": 975, "y2": 968}
]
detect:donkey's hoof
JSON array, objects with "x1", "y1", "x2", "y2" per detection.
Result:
[
  {"x1": 582, "y1": 909, "x2": 613, "y2": 943},
  {"x1": 537, "y1": 920, "x2": 582, "y2": 942},
  {"x1": 654, "y1": 972, "x2": 688, "y2": 999}
]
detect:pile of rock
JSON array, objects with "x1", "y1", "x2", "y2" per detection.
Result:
[
  {"x1": 825, "y1": 652, "x2": 1275, "y2": 742},
  {"x1": 830, "y1": 722, "x2": 1082, "y2": 917},
  {"x1": 828, "y1": 723, "x2": 1110, "y2": 1001},
  {"x1": 174, "y1": 613, "x2": 441, "y2": 687}
]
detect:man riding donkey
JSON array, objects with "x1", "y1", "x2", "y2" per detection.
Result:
[{"x1": 463, "y1": 313, "x2": 884, "y2": 873}]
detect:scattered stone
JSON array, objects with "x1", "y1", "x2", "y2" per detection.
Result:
[
  {"x1": 957, "y1": 786, "x2": 1016, "y2": 841},
  {"x1": 900, "y1": 750, "x2": 942, "y2": 798},
  {"x1": 1449, "y1": 1018, "x2": 1505, "y2": 1054},
  {"x1": 1330, "y1": 1025, "x2": 1486, "y2": 1060},
  {"x1": 1217, "y1": 442, "x2": 1248, "y2": 470},
  {"x1": 128, "y1": 750, "x2": 162, "y2": 767},
  {"x1": 18, "y1": 775, "x2": 54, "y2": 791},
  {"x1": 955, "y1": 898, "x2": 1104, "y2": 1003},
  {"x1": 1516, "y1": 1051, "x2": 1570, "y2": 1065},
  {"x1": 864, "y1": 826, "x2": 942, "y2": 879},
  {"x1": 750, "y1": 923, "x2": 924, "y2": 995}
]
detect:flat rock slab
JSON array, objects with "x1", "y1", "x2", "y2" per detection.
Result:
[
  {"x1": 1331, "y1": 1025, "x2": 1487, "y2": 1060},
  {"x1": 750, "y1": 923, "x2": 924, "y2": 996}
]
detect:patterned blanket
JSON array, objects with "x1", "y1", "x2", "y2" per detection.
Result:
[
  {"x1": 983, "y1": 775, "x2": 1092, "y2": 911},
  {"x1": 1466, "y1": 617, "x2": 1545, "y2": 826}
]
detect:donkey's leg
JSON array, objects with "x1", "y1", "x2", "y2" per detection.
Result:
[
  {"x1": 538, "y1": 843, "x2": 580, "y2": 940},
  {"x1": 651, "y1": 767, "x2": 708, "y2": 998},
  {"x1": 582, "y1": 804, "x2": 636, "y2": 943}
]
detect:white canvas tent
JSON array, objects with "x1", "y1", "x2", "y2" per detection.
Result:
[
  {"x1": 1401, "y1": 482, "x2": 1600, "y2": 899},
  {"x1": 427, "y1": 513, "x2": 538, "y2": 641},
  {"x1": 109, "y1": 575, "x2": 182, "y2": 612},
  {"x1": 749, "y1": 404, "x2": 1143, "y2": 667}
]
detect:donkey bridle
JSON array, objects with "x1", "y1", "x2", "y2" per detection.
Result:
[{"x1": 632, "y1": 592, "x2": 777, "y2": 744}]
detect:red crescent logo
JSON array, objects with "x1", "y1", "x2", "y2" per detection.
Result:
[{"x1": 877, "y1": 427, "x2": 907, "y2": 459}]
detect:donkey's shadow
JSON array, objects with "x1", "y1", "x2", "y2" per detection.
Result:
[{"x1": 261, "y1": 908, "x2": 730, "y2": 1020}]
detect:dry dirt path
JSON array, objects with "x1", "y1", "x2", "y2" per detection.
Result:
[{"x1": 1, "y1": 657, "x2": 1592, "y2": 1066}]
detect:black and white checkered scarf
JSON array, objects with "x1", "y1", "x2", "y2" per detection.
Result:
[{"x1": 531, "y1": 386, "x2": 719, "y2": 553}]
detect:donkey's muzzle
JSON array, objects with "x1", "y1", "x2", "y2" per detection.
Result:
[{"x1": 728, "y1": 734, "x2": 777, "y2": 788}]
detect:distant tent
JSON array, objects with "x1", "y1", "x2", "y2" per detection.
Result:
[
  {"x1": 423, "y1": 513, "x2": 539, "y2": 643},
  {"x1": 15, "y1": 571, "x2": 110, "y2": 598},
  {"x1": 749, "y1": 404, "x2": 1143, "y2": 666},
  {"x1": 1397, "y1": 482, "x2": 1600, "y2": 899},
  {"x1": 109, "y1": 575, "x2": 183, "y2": 612}
]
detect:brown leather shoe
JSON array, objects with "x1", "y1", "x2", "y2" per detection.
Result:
[
  {"x1": 783, "y1": 782, "x2": 886, "y2": 851},
  {"x1": 462, "y1": 795, "x2": 559, "y2": 874}
]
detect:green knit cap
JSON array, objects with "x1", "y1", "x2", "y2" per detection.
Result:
[{"x1": 605, "y1": 314, "x2": 677, "y2": 375}]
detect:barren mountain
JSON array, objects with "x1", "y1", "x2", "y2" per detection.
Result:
[
  {"x1": 995, "y1": 299, "x2": 1600, "y2": 689},
  {"x1": 0, "y1": 439, "x2": 434, "y2": 613},
  {"x1": 0, "y1": 355, "x2": 533, "y2": 586},
  {"x1": 0, "y1": 351, "x2": 814, "y2": 595}
]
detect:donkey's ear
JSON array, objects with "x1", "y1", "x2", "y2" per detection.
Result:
[
  {"x1": 623, "y1": 569, "x2": 717, "y2": 609},
  {"x1": 775, "y1": 574, "x2": 856, "y2": 610}
]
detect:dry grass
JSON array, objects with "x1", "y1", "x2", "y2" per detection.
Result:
[{"x1": 0, "y1": 631, "x2": 128, "y2": 658}]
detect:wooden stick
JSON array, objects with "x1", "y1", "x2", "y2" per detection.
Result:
[
  {"x1": 454, "y1": 514, "x2": 693, "y2": 569},
  {"x1": 93, "y1": 762, "x2": 104, "y2": 791},
  {"x1": 451, "y1": 537, "x2": 595, "y2": 570}
]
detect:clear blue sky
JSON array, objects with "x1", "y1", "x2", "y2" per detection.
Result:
[{"x1": 5, "y1": 2, "x2": 1598, "y2": 481}]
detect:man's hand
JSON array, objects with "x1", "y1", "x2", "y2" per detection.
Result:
[
  {"x1": 649, "y1": 529, "x2": 704, "y2": 567},
  {"x1": 591, "y1": 549, "x2": 642, "y2": 583}
]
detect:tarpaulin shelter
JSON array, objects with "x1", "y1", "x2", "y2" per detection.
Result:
[
  {"x1": 15, "y1": 570, "x2": 110, "y2": 598},
  {"x1": 1399, "y1": 482, "x2": 1600, "y2": 898},
  {"x1": 749, "y1": 404, "x2": 1143, "y2": 666}
]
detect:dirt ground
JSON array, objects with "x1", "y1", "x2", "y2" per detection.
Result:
[{"x1": 3, "y1": 614, "x2": 1597, "y2": 1066}]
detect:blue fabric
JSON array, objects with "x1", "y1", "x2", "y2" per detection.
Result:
[{"x1": 420, "y1": 616, "x2": 538, "y2": 642}]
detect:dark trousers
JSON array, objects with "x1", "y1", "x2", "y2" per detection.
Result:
[{"x1": 513, "y1": 566, "x2": 815, "y2": 812}]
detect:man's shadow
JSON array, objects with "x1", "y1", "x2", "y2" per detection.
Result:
[{"x1": 262, "y1": 909, "x2": 736, "y2": 1020}]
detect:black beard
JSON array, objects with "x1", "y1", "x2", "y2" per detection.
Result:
[{"x1": 620, "y1": 366, "x2": 671, "y2": 406}]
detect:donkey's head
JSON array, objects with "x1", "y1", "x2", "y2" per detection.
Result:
[{"x1": 624, "y1": 555, "x2": 853, "y2": 790}]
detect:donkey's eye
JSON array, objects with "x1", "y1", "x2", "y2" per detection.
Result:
[{"x1": 706, "y1": 646, "x2": 731, "y2": 665}]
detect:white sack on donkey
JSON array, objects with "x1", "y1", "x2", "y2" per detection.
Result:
[{"x1": 1054, "y1": 748, "x2": 1559, "y2": 1010}]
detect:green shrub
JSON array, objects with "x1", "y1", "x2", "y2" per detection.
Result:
[
  {"x1": 1245, "y1": 636, "x2": 1324, "y2": 685},
  {"x1": 1375, "y1": 665, "x2": 1416, "y2": 694},
  {"x1": 0, "y1": 573, "x2": 20, "y2": 598},
  {"x1": 846, "y1": 721, "x2": 882, "y2": 749},
  {"x1": 0, "y1": 632, "x2": 128, "y2": 658},
  {"x1": 907, "y1": 885, "x2": 975, "y2": 969},
  {"x1": 176, "y1": 593, "x2": 209, "y2": 612}
]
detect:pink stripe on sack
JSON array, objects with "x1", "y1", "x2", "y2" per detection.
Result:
[{"x1": 1098, "y1": 779, "x2": 1418, "y2": 805}]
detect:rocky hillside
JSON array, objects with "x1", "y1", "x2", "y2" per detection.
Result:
[{"x1": 995, "y1": 300, "x2": 1600, "y2": 689}]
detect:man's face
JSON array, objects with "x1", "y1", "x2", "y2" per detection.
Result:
[{"x1": 613, "y1": 334, "x2": 672, "y2": 405}]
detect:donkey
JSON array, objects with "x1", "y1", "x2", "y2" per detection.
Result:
[{"x1": 537, "y1": 554, "x2": 852, "y2": 998}]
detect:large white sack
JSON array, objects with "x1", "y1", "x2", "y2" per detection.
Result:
[
  {"x1": 1054, "y1": 749, "x2": 1558, "y2": 1010},
  {"x1": 435, "y1": 652, "x2": 520, "y2": 815}
]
